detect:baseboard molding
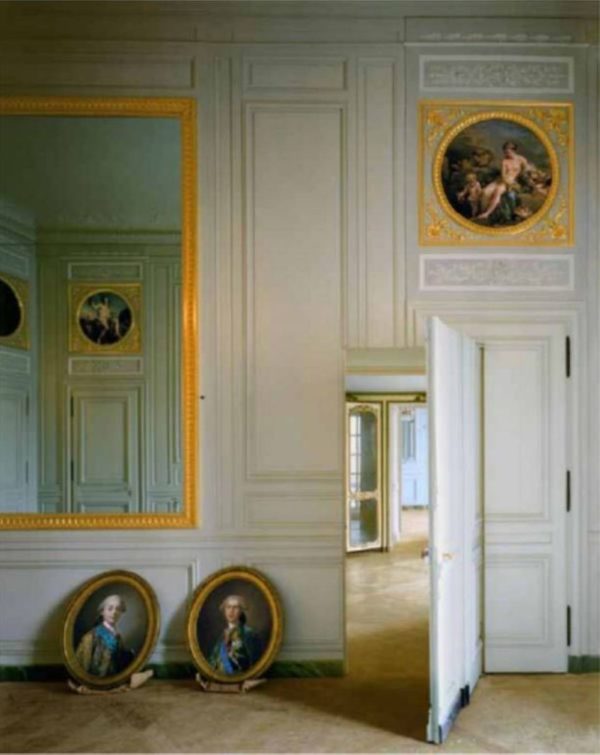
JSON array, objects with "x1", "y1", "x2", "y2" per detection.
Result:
[
  {"x1": 0, "y1": 660, "x2": 345, "y2": 682},
  {"x1": 568, "y1": 655, "x2": 600, "y2": 673}
]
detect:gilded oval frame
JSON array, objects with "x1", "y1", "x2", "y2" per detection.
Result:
[
  {"x1": 433, "y1": 111, "x2": 560, "y2": 237},
  {"x1": 0, "y1": 272, "x2": 29, "y2": 350},
  {"x1": 186, "y1": 566, "x2": 284, "y2": 684},
  {"x1": 63, "y1": 569, "x2": 160, "y2": 689},
  {"x1": 70, "y1": 283, "x2": 141, "y2": 354}
]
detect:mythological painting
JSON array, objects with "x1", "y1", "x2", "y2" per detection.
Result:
[
  {"x1": 419, "y1": 101, "x2": 574, "y2": 246},
  {"x1": 70, "y1": 283, "x2": 141, "y2": 354}
]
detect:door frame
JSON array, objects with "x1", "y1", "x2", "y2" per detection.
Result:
[{"x1": 345, "y1": 391, "x2": 426, "y2": 551}]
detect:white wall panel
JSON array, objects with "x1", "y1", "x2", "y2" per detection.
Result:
[
  {"x1": 244, "y1": 57, "x2": 347, "y2": 92},
  {"x1": 0, "y1": 54, "x2": 195, "y2": 90},
  {"x1": 357, "y1": 58, "x2": 397, "y2": 347},
  {"x1": 589, "y1": 533, "x2": 600, "y2": 654},
  {"x1": 245, "y1": 105, "x2": 343, "y2": 479}
]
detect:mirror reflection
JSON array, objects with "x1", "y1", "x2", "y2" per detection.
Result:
[{"x1": 0, "y1": 109, "x2": 186, "y2": 517}]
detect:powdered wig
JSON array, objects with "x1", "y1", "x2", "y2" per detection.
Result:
[
  {"x1": 98, "y1": 594, "x2": 127, "y2": 616},
  {"x1": 219, "y1": 595, "x2": 247, "y2": 614}
]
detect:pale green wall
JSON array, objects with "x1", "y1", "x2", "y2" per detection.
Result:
[
  {"x1": 37, "y1": 242, "x2": 182, "y2": 513},
  {"x1": 0, "y1": 117, "x2": 181, "y2": 232}
]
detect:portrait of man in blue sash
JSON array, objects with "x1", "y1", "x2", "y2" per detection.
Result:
[
  {"x1": 75, "y1": 594, "x2": 135, "y2": 677},
  {"x1": 208, "y1": 595, "x2": 261, "y2": 675}
]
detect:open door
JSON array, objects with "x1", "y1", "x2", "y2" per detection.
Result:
[{"x1": 427, "y1": 317, "x2": 483, "y2": 744}]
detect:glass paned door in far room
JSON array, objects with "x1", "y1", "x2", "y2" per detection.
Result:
[{"x1": 346, "y1": 402, "x2": 382, "y2": 552}]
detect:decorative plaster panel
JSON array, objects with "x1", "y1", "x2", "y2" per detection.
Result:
[
  {"x1": 420, "y1": 56, "x2": 574, "y2": 94},
  {"x1": 406, "y1": 17, "x2": 588, "y2": 44},
  {"x1": 244, "y1": 57, "x2": 347, "y2": 92},
  {"x1": 68, "y1": 357, "x2": 144, "y2": 376},
  {"x1": 68, "y1": 262, "x2": 143, "y2": 281},
  {"x1": 420, "y1": 255, "x2": 573, "y2": 291}
]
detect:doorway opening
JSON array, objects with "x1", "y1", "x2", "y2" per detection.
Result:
[{"x1": 344, "y1": 370, "x2": 432, "y2": 740}]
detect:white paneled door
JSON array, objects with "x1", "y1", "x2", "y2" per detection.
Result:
[{"x1": 427, "y1": 317, "x2": 483, "y2": 744}]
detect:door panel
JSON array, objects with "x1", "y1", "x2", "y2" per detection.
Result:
[
  {"x1": 427, "y1": 317, "x2": 482, "y2": 744},
  {"x1": 71, "y1": 386, "x2": 142, "y2": 513},
  {"x1": 483, "y1": 329, "x2": 566, "y2": 672},
  {"x1": 0, "y1": 387, "x2": 28, "y2": 510}
]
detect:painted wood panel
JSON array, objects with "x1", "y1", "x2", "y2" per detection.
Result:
[
  {"x1": 72, "y1": 386, "x2": 142, "y2": 514},
  {"x1": 483, "y1": 330, "x2": 567, "y2": 672},
  {"x1": 245, "y1": 105, "x2": 344, "y2": 479},
  {"x1": 358, "y1": 58, "x2": 398, "y2": 347}
]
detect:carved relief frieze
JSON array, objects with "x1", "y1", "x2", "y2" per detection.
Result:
[
  {"x1": 68, "y1": 263, "x2": 143, "y2": 281},
  {"x1": 421, "y1": 57, "x2": 573, "y2": 93},
  {"x1": 69, "y1": 357, "x2": 143, "y2": 375},
  {"x1": 421, "y1": 255, "x2": 573, "y2": 290}
]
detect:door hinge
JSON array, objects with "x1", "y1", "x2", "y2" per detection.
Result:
[
  {"x1": 25, "y1": 460, "x2": 29, "y2": 483},
  {"x1": 25, "y1": 395, "x2": 30, "y2": 417},
  {"x1": 566, "y1": 470, "x2": 571, "y2": 512},
  {"x1": 460, "y1": 684, "x2": 471, "y2": 707},
  {"x1": 567, "y1": 605, "x2": 572, "y2": 647},
  {"x1": 70, "y1": 460, "x2": 74, "y2": 481},
  {"x1": 70, "y1": 396, "x2": 74, "y2": 418},
  {"x1": 565, "y1": 336, "x2": 571, "y2": 378}
]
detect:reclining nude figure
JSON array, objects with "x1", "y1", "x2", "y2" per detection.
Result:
[{"x1": 476, "y1": 141, "x2": 535, "y2": 221}]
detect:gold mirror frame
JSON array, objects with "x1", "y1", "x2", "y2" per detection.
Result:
[
  {"x1": 433, "y1": 110, "x2": 560, "y2": 237},
  {"x1": 0, "y1": 271, "x2": 29, "y2": 350},
  {"x1": 0, "y1": 96, "x2": 198, "y2": 529}
]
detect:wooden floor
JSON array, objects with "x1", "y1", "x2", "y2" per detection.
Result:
[{"x1": 1, "y1": 510, "x2": 599, "y2": 753}]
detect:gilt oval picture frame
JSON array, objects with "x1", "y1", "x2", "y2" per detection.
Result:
[
  {"x1": 186, "y1": 566, "x2": 283, "y2": 683},
  {"x1": 433, "y1": 111, "x2": 559, "y2": 236},
  {"x1": 0, "y1": 273, "x2": 28, "y2": 349},
  {"x1": 63, "y1": 570, "x2": 160, "y2": 689}
]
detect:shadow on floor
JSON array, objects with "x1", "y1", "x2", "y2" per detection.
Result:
[{"x1": 262, "y1": 618, "x2": 430, "y2": 743}]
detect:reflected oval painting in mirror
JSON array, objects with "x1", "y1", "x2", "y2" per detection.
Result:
[
  {"x1": 0, "y1": 276, "x2": 21, "y2": 336},
  {"x1": 79, "y1": 291, "x2": 133, "y2": 346},
  {"x1": 0, "y1": 97, "x2": 197, "y2": 528}
]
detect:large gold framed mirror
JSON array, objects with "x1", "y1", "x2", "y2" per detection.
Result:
[{"x1": 0, "y1": 97, "x2": 197, "y2": 529}]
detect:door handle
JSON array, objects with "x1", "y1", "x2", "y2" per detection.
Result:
[{"x1": 442, "y1": 552, "x2": 454, "y2": 561}]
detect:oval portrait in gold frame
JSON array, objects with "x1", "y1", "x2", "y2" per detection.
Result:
[
  {"x1": 63, "y1": 570, "x2": 160, "y2": 689},
  {"x1": 186, "y1": 566, "x2": 283, "y2": 683},
  {"x1": 433, "y1": 111, "x2": 559, "y2": 236}
]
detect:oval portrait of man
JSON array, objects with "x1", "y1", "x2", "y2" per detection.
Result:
[
  {"x1": 63, "y1": 570, "x2": 160, "y2": 689},
  {"x1": 187, "y1": 567, "x2": 283, "y2": 683},
  {"x1": 0, "y1": 277, "x2": 22, "y2": 337},
  {"x1": 436, "y1": 114, "x2": 558, "y2": 233},
  {"x1": 78, "y1": 290, "x2": 133, "y2": 346}
]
